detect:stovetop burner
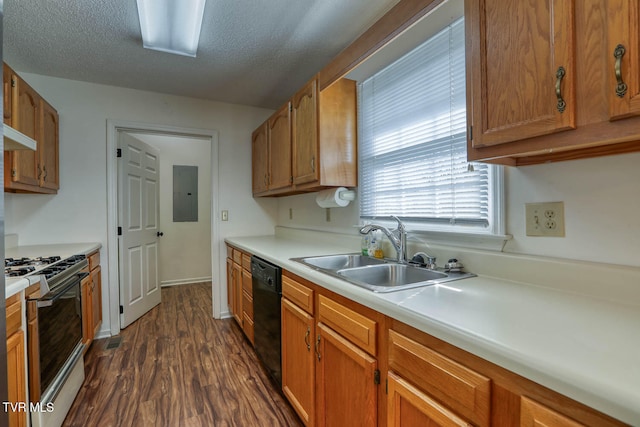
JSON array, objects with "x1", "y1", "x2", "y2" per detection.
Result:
[{"x1": 4, "y1": 254, "x2": 87, "y2": 281}]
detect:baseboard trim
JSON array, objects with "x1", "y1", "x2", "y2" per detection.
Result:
[{"x1": 161, "y1": 277, "x2": 212, "y2": 287}]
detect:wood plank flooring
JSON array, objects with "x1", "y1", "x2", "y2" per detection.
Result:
[{"x1": 63, "y1": 283, "x2": 302, "y2": 427}]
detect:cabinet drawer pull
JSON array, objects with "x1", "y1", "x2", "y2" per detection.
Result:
[
  {"x1": 614, "y1": 44, "x2": 628, "y2": 98},
  {"x1": 555, "y1": 66, "x2": 567, "y2": 113},
  {"x1": 304, "y1": 326, "x2": 311, "y2": 351},
  {"x1": 315, "y1": 334, "x2": 321, "y2": 361}
]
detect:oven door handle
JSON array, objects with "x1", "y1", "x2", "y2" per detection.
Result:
[{"x1": 37, "y1": 272, "x2": 89, "y2": 308}]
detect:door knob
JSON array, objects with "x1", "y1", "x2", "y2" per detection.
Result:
[{"x1": 157, "y1": 232, "x2": 164, "y2": 237}]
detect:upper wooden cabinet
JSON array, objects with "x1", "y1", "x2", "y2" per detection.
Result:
[
  {"x1": 4, "y1": 65, "x2": 60, "y2": 193},
  {"x1": 465, "y1": 0, "x2": 640, "y2": 165},
  {"x1": 252, "y1": 77, "x2": 357, "y2": 197},
  {"x1": 268, "y1": 103, "x2": 293, "y2": 191},
  {"x1": 251, "y1": 122, "x2": 269, "y2": 195},
  {"x1": 608, "y1": 0, "x2": 640, "y2": 120},
  {"x1": 467, "y1": 0, "x2": 576, "y2": 149},
  {"x1": 4, "y1": 63, "x2": 13, "y2": 125}
]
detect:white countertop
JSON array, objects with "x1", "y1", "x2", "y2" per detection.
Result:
[
  {"x1": 5, "y1": 242, "x2": 101, "y2": 298},
  {"x1": 226, "y1": 233, "x2": 640, "y2": 426}
]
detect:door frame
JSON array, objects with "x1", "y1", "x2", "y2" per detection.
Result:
[{"x1": 106, "y1": 120, "x2": 220, "y2": 337}]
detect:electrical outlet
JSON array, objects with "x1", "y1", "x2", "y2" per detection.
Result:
[
  {"x1": 525, "y1": 202, "x2": 565, "y2": 237},
  {"x1": 221, "y1": 210, "x2": 229, "y2": 221}
]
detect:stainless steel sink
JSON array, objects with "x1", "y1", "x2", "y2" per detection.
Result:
[
  {"x1": 291, "y1": 253, "x2": 475, "y2": 293},
  {"x1": 300, "y1": 254, "x2": 387, "y2": 270}
]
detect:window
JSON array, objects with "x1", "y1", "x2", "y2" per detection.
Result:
[{"x1": 358, "y1": 17, "x2": 503, "y2": 236}]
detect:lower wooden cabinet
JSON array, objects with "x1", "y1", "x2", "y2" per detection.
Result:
[
  {"x1": 520, "y1": 396, "x2": 584, "y2": 427},
  {"x1": 81, "y1": 251, "x2": 103, "y2": 349},
  {"x1": 281, "y1": 298, "x2": 315, "y2": 426},
  {"x1": 278, "y1": 269, "x2": 626, "y2": 427},
  {"x1": 387, "y1": 372, "x2": 471, "y2": 427},
  {"x1": 6, "y1": 293, "x2": 26, "y2": 427},
  {"x1": 225, "y1": 244, "x2": 254, "y2": 344},
  {"x1": 316, "y1": 323, "x2": 378, "y2": 427}
]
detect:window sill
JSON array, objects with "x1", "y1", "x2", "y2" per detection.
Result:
[{"x1": 407, "y1": 229, "x2": 512, "y2": 252}]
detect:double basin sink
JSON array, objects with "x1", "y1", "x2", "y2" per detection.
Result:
[{"x1": 292, "y1": 254, "x2": 475, "y2": 293}]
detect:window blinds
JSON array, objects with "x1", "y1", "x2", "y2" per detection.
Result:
[{"x1": 358, "y1": 17, "x2": 490, "y2": 228}]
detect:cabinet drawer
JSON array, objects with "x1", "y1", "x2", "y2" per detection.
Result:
[
  {"x1": 226, "y1": 244, "x2": 233, "y2": 258},
  {"x1": 242, "y1": 291, "x2": 253, "y2": 319},
  {"x1": 88, "y1": 250, "x2": 100, "y2": 271},
  {"x1": 25, "y1": 282, "x2": 40, "y2": 300},
  {"x1": 282, "y1": 276, "x2": 314, "y2": 314},
  {"x1": 6, "y1": 294, "x2": 22, "y2": 337},
  {"x1": 388, "y1": 329, "x2": 490, "y2": 427},
  {"x1": 232, "y1": 248, "x2": 243, "y2": 265},
  {"x1": 318, "y1": 294, "x2": 376, "y2": 356},
  {"x1": 242, "y1": 253, "x2": 251, "y2": 271}
]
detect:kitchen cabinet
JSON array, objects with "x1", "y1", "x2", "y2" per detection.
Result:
[
  {"x1": 316, "y1": 322, "x2": 378, "y2": 427},
  {"x1": 240, "y1": 252, "x2": 254, "y2": 344},
  {"x1": 465, "y1": 0, "x2": 640, "y2": 165},
  {"x1": 608, "y1": 0, "x2": 640, "y2": 120},
  {"x1": 4, "y1": 65, "x2": 59, "y2": 193},
  {"x1": 4, "y1": 63, "x2": 13, "y2": 126},
  {"x1": 252, "y1": 77, "x2": 357, "y2": 197},
  {"x1": 277, "y1": 269, "x2": 625, "y2": 427},
  {"x1": 388, "y1": 329, "x2": 490, "y2": 426},
  {"x1": 81, "y1": 251, "x2": 102, "y2": 349},
  {"x1": 292, "y1": 77, "x2": 357, "y2": 191},
  {"x1": 281, "y1": 277, "x2": 315, "y2": 426},
  {"x1": 387, "y1": 372, "x2": 471, "y2": 427},
  {"x1": 267, "y1": 103, "x2": 292, "y2": 192},
  {"x1": 520, "y1": 396, "x2": 583, "y2": 427},
  {"x1": 226, "y1": 244, "x2": 254, "y2": 343},
  {"x1": 251, "y1": 122, "x2": 269, "y2": 195},
  {"x1": 280, "y1": 272, "x2": 381, "y2": 427},
  {"x1": 6, "y1": 293, "x2": 26, "y2": 427}
]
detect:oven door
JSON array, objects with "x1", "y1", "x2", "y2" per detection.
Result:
[{"x1": 35, "y1": 272, "x2": 86, "y2": 399}]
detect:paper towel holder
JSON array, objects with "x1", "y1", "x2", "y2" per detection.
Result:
[{"x1": 315, "y1": 187, "x2": 357, "y2": 208}]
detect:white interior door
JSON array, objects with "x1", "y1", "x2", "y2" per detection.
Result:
[{"x1": 118, "y1": 132, "x2": 161, "y2": 328}]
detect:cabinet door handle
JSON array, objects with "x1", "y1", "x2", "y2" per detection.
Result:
[
  {"x1": 614, "y1": 44, "x2": 628, "y2": 98},
  {"x1": 315, "y1": 334, "x2": 321, "y2": 361},
  {"x1": 311, "y1": 156, "x2": 315, "y2": 173},
  {"x1": 37, "y1": 164, "x2": 42, "y2": 179},
  {"x1": 304, "y1": 326, "x2": 311, "y2": 351},
  {"x1": 42, "y1": 166, "x2": 47, "y2": 181},
  {"x1": 555, "y1": 66, "x2": 567, "y2": 113}
]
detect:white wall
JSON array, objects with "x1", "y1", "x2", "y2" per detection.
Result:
[
  {"x1": 4, "y1": 73, "x2": 278, "y2": 335},
  {"x1": 134, "y1": 133, "x2": 212, "y2": 286},
  {"x1": 276, "y1": 151, "x2": 640, "y2": 268}
]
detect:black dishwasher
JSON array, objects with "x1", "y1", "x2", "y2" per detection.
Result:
[{"x1": 251, "y1": 256, "x2": 282, "y2": 387}]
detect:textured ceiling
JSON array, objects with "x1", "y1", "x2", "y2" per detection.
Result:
[{"x1": 4, "y1": 0, "x2": 400, "y2": 109}]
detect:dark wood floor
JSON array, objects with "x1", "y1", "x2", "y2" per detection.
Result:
[{"x1": 63, "y1": 283, "x2": 302, "y2": 427}]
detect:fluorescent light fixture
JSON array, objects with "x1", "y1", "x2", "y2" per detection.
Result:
[{"x1": 136, "y1": 0, "x2": 207, "y2": 57}]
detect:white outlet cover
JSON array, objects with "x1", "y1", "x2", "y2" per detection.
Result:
[{"x1": 525, "y1": 202, "x2": 565, "y2": 237}]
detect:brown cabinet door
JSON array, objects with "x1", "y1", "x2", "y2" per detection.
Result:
[
  {"x1": 292, "y1": 79, "x2": 319, "y2": 185},
  {"x1": 39, "y1": 99, "x2": 60, "y2": 191},
  {"x1": 282, "y1": 298, "x2": 316, "y2": 427},
  {"x1": 91, "y1": 265, "x2": 102, "y2": 337},
  {"x1": 81, "y1": 274, "x2": 93, "y2": 347},
  {"x1": 252, "y1": 122, "x2": 269, "y2": 194},
  {"x1": 520, "y1": 396, "x2": 584, "y2": 427},
  {"x1": 387, "y1": 372, "x2": 472, "y2": 427},
  {"x1": 3, "y1": 63, "x2": 13, "y2": 125},
  {"x1": 608, "y1": 0, "x2": 640, "y2": 120},
  {"x1": 7, "y1": 330, "x2": 27, "y2": 427},
  {"x1": 268, "y1": 103, "x2": 292, "y2": 191},
  {"x1": 233, "y1": 262, "x2": 243, "y2": 325},
  {"x1": 9, "y1": 74, "x2": 40, "y2": 188},
  {"x1": 226, "y1": 257, "x2": 233, "y2": 312},
  {"x1": 316, "y1": 323, "x2": 377, "y2": 427},
  {"x1": 466, "y1": 0, "x2": 576, "y2": 148}
]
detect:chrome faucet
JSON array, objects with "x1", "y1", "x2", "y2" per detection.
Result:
[{"x1": 359, "y1": 216, "x2": 407, "y2": 263}]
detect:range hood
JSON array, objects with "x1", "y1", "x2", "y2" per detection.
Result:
[{"x1": 4, "y1": 124, "x2": 36, "y2": 151}]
